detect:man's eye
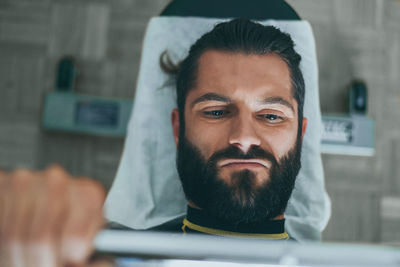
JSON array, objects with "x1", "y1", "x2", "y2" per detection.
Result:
[
  {"x1": 262, "y1": 114, "x2": 284, "y2": 123},
  {"x1": 204, "y1": 110, "x2": 228, "y2": 118}
]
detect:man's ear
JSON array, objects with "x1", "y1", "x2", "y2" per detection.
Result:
[
  {"x1": 301, "y1": 117, "x2": 308, "y2": 141},
  {"x1": 171, "y1": 109, "x2": 180, "y2": 147}
]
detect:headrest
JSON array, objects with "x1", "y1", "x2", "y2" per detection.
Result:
[{"x1": 105, "y1": 17, "x2": 331, "y2": 241}]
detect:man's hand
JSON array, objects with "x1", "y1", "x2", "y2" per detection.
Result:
[{"x1": 0, "y1": 165, "x2": 106, "y2": 267}]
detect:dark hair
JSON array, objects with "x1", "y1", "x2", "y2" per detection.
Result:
[{"x1": 175, "y1": 18, "x2": 305, "y2": 136}]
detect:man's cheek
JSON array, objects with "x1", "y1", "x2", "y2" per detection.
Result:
[
  {"x1": 188, "y1": 131, "x2": 226, "y2": 160},
  {"x1": 264, "y1": 130, "x2": 297, "y2": 158}
]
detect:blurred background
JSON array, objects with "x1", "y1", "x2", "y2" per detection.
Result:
[{"x1": 0, "y1": 0, "x2": 399, "y2": 244}]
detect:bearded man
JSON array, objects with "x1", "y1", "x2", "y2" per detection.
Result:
[{"x1": 157, "y1": 18, "x2": 307, "y2": 239}]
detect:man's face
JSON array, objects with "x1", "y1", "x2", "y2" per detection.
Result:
[{"x1": 172, "y1": 50, "x2": 307, "y2": 223}]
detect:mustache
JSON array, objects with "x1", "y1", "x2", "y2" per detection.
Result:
[{"x1": 207, "y1": 145, "x2": 278, "y2": 167}]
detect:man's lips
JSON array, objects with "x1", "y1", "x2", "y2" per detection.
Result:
[{"x1": 218, "y1": 159, "x2": 271, "y2": 169}]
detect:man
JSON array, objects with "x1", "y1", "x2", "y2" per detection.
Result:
[
  {"x1": 158, "y1": 18, "x2": 307, "y2": 238},
  {"x1": 0, "y1": 19, "x2": 306, "y2": 266}
]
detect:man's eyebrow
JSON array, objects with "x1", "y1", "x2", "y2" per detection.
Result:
[
  {"x1": 190, "y1": 93, "x2": 232, "y2": 108},
  {"x1": 261, "y1": 97, "x2": 295, "y2": 113}
]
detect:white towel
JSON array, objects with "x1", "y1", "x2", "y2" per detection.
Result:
[{"x1": 105, "y1": 17, "x2": 331, "y2": 242}]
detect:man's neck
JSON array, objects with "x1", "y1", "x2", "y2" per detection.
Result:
[{"x1": 187, "y1": 201, "x2": 285, "y2": 221}]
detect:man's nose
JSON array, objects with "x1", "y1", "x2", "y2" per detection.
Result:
[{"x1": 228, "y1": 114, "x2": 262, "y2": 153}]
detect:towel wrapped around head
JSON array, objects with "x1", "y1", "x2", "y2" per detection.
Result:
[{"x1": 105, "y1": 17, "x2": 331, "y2": 242}]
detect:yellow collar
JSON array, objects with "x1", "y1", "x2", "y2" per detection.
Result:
[{"x1": 182, "y1": 218, "x2": 289, "y2": 240}]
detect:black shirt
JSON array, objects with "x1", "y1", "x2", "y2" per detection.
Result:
[{"x1": 181, "y1": 206, "x2": 290, "y2": 240}]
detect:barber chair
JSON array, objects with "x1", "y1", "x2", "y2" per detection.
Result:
[{"x1": 161, "y1": 0, "x2": 300, "y2": 19}]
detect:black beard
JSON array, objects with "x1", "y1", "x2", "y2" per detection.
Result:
[{"x1": 176, "y1": 134, "x2": 302, "y2": 224}]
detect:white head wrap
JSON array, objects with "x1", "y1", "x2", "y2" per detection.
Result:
[{"x1": 105, "y1": 17, "x2": 331, "y2": 241}]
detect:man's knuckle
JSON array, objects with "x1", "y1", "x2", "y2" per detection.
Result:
[
  {"x1": 0, "y1": 169, "x2": 7, "y2": 180},
  {"x1": 44, "y1": 166, "x2": 72, "y2": 191},
  {"x1": 46, "y1": 173, "x2": 68, "y2": 189},
  {"x1": 79, "y1": 179, "x2": 106, "y2": 203},
  {"x1": 46, "y1": 165, "x2": 68, "y2": 178},
  {"x1": 0, "y1": 172, "x2": 10, "y2": 188},
  {"x1": 12, "y1": 169, "x2": 32, "y2": 179},
  {"x1": 90, "y1": 182, "x2": 106, "y2": 203},
  {"x1": 11, "y1": 169, "x2": 35, "y2": 190}
]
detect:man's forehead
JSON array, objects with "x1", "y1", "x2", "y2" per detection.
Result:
[
  {"x1": 197, "y1": 50, "x2": 291, "y2": 78},
  {"x1": 188, "y1": 50, "x2": 295, "y2": 106}
]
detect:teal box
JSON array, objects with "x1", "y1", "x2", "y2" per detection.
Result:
[
  {"x1": 42, "y1": 92, "x2": 133, "y2": 137},
  {"x1": 321, "y1": 114, "x2": 375, "y2": 156}
]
